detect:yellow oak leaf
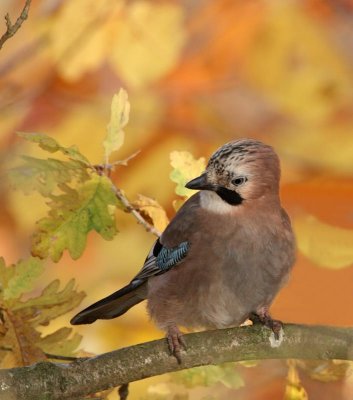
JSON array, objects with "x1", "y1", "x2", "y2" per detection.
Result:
[
  {"x1": 0, "y1": 311, "x2": 46, "y2": 366},
  {"x1": 133, "y1": 194, "x2": 169, "y2": 233},
  {"x1": 109, "y1": 1, "x2": 186, "y2": 88},
  {"x1": 274, "y1": 127, "x2": 353, "y2": 177},
  {"x1": 103, "y1": 89, "x2": 130, "y2": 163},
  {"x1": 170, "y1": 151, "x2": 206, "y2": 199},
  {"x1": 246, "y1": 2, "x2": 351, "y2": 124},
  {"x1": 296, "y1": 360, "x2": 351, "y2": 383},
  {"x1": 294, "y1": 215, "x2": 353, "y2": 269},
  {"x1": 49, "y1": 0, "x2": 121, "y2": 81},
  {"x1": 284, "y1": 361, "x2": 308, "y2": 400},
  {"x1": 0, "y1": 257, "x2": 85, "y2": 367}
]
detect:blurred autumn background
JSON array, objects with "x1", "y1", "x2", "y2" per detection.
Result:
[{"x1": 1, "y1": 0, "x2": 353, "y2": 399}]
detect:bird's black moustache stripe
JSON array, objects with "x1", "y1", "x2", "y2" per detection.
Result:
[{"x1": 215, "y1": 186, "x2": 243, "y2": 205}]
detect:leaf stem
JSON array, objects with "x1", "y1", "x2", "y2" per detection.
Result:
[
  {"x1": 112, "y1": 150, "x2": 141, "y2": 167},
  {"x1": 92, "y1": 151, "x2": 161, "y2": 237}
]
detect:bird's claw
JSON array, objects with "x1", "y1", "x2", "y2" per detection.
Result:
[
  {"x1": 250, "y1": 307, "x2": 283, "y2": 340},
  {"x1": 248, "y1": 312, "x2": 261, "y2": 325},
  {"x1": 268, "y1": 319, "x2": 283, "y2": 340},
  {"x1": 167, "y1": 326, "x2": 186, "y2": 364}
]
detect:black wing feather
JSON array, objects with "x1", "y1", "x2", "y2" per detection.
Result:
[{"x1": 71, "y1": 238, "x2": 189, "y2": 325}]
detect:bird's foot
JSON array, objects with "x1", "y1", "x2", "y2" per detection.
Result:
[
  {"x1": 250, "y1": 307, "x2": 283, "y2": 340},
  {"x1": 166, "y1": 325, "x2": 186, "y2": 364}
]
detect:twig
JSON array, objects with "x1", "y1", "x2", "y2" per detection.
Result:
[
  {"x1": 112, "y1": 185, "x2": 161, "y2": 237},
  {"x1": 118, "y1": 383, "x2": 129, "y2": 400},
  {"x1": 0, "y1": 324, "x2": 352, "y2": 399},
  {"x1": 0, "y1": 0, "x2": 32, "y2": 50},
  {"x1": 90, "y1": 152, "x2": 161, "y2": 237},
  {"x1": 112, "y1": 150, "x2": 141, "y2": 168},
  {"x1": 92, "y1": 150, "x2": 141, "y2": 176}
]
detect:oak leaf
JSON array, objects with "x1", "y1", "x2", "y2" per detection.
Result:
[
  {"x1": 246, "y1": 3, "x2": 350, "y2": 124},
  {"x1": 2, "y1": 257, "x2": 44, "y2": 301},
  {"x1": 284, "y1": 361, "x2": 308, "y2": 400},
  {"x1": 170, "y1": 151, "x2": 206, "y2": 199},
  {"x1": 294, "y1": 215, "x2": 353, "y2": 269},
  {"x1": 0, "y1": 259, "x2": 85, "y2": 367},
  {"x1": 109, "y1": 1, "x2": 186, "y2": 88},
  {"x1": 133, "y1": 194, "x2": 169, "y2": 232},
  {"x1": 17, "y1": 132, "x2": 90, "y2": 165},
  {"x1": 32, "y1": 175, "x2": 118, "y2": 262},
  {"x1": 8, "y1": 156, "x2": 89, "y2": 196},
  {"x1": 103, "y1": 89, "x2": 130, "y2": 163}
]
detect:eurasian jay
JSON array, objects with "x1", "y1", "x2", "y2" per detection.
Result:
[{"x1": 71, "y1": 138, "x2": 296, "y2": 362}]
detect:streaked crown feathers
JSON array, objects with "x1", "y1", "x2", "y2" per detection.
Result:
[{"x1": 206, "y1": 138, "x2": 281, "y2": 198}]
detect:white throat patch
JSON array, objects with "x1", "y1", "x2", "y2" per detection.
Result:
[{"x1": 200, "y1": 191, "x2": 236, "y2": 214}]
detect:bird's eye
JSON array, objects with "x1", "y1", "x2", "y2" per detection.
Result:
[{"x1": 232, "y1": 176, "x2": 247, "y2": 186}]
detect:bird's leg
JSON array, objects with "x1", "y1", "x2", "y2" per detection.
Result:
[
  {"x1": 248, "y1": 312, "x2": 261, "y2": 325},
  {"x1": 166, "y1": 325, "x2": 186, "y2": 364},
  {"x1": 250, "y1": 307, "x2": 283, "y2": 340}
]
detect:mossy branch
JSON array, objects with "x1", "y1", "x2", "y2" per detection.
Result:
[{"x1": 0, "y1": 324, "x2": 352, "y2": 399}]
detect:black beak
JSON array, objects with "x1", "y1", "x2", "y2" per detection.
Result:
[{"x1": 185, "y1": 173, "x2": 213, "y2": 190}]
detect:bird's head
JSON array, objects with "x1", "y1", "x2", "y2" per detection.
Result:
[{"x1": 185, "y1": 139, "x2": 280, "y2": 205}]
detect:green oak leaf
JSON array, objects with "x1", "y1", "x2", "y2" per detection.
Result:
[
  {"x1": 17, "y1": 132, "x2": 90, "y2": 165},
  {"x1": 0, "y1": 257, "x2": 16, "y2": 293},
  {"x1": 3, "y1": 257, "x2": 44, "y2": 301},
  {"x1": 37, "y1": 327, "x2": 82, "y2": 357},
  {"x1": 8, "y1": 156, "x2": 90, "y2": 196},
  {"x1": 31, "y1": 175, "x2": 118, "y2": 262},
  {"x1": 0, "y1": 259, "x2": 85, "y2": 366},
  {"x1": 13, "y1": 278, "x2": 85, "y2": 326},
  {"x1": 171, "y1": 363, "x2": 244, "y2": 389}
]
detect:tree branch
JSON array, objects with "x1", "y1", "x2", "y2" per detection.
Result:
[
  {"x1": 92, "y1": 157, "x2": 162, "y2": 238},
  {"x1": 0, "y1": 0, "x2": 32, "y2": 50},
  {"x1": 0, "y1": 324, "x2": 352, "y2": 399},
  {"x1": 112, "y1": 185, "x2": 161, "y2": 237}
]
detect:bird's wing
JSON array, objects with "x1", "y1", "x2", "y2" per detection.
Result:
[
  {"x1": 71, "y1": 194, "x2": 200, "y2": 325},
  {"x1": 70, "y1": 239, "x2": 189, "y2": 325},
  {"x1": 130, "y1": 238, "x2": 190, "y2": 283},
  {"x1": 131, "y1": 193, "x2": 201, "y2": 284}
]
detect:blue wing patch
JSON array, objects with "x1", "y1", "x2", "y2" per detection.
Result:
[
  {"x1": 131, "y1": 240, "x2": 190, "y2": 283},
  {"x1": 155, "y1": 241, "x2": 190, "y2": 271}
]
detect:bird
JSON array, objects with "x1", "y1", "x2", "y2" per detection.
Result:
[{"x1": 71, "y1": 138, "x2": 296, "y2": 362}]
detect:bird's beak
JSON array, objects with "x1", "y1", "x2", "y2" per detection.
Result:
[{"x1": 185, "y1": 173, "x2": 213, "y2": 190}]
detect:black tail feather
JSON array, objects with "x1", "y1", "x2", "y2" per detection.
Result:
[{"x1": 70, "y1": 281, "x2": 146, "y2": 325}]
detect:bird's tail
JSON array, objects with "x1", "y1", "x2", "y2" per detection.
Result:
[{"x1": 70, "y1": 281, "x2": 146, "y2": 325}]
